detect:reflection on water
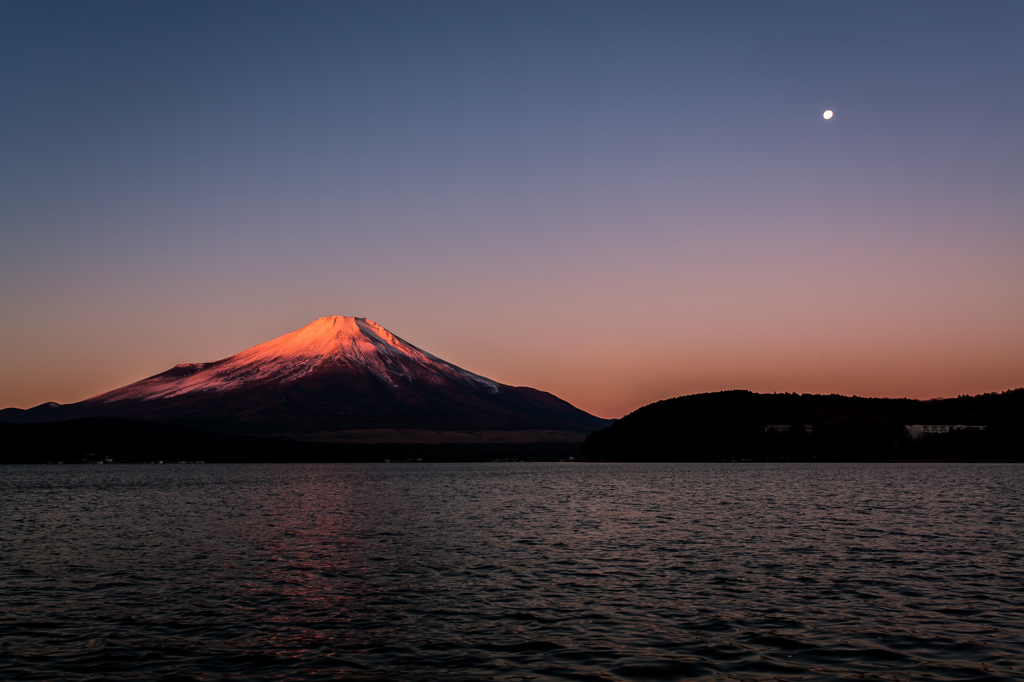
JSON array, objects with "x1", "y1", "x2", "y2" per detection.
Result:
[{"x1": 1, "y1": 463, "x2": 1022, "y2": 681}]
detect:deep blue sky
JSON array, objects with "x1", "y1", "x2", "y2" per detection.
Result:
[{"x1": 2, "y1": 1, "x2": 1022, "y2": 417}]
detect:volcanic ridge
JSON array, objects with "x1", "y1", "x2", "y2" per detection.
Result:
[{"x1": 1, "y1": 316, "x2": 609, "y2": 439}]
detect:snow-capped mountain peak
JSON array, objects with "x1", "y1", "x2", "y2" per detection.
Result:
[
  {"x1": 1, "y1": 315, "x2": 610, "y2": 434},
  {"x1": 90, "y1": 316, "x2": 497, "y2": 404}
]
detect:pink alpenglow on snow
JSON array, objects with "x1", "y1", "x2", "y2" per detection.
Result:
[
  {"x1": 0, "y1": 317, "x2": 609, "y2": 435},
  {"x1": 94, "y1": 316, "x2": 498, "y2": 403}
]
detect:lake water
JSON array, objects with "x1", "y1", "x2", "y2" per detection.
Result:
[{"x1": 1, "y1": 463, "x2": 1021, "y2": 681}]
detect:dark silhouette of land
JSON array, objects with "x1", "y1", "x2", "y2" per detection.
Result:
[
  {"x1": 3, "y1": 389, "x2": 1020, "y2": 465},
  {"x1": 581, "y1": 389, "x2": 1024, "y2": 462},
  {"x1": 0, "y1": 418, "x2": 583, "y2": 464}
]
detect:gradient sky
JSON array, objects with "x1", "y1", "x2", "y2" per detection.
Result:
[{"x1": 2, "y1": 1, "x2": 1022, "y2": 419}]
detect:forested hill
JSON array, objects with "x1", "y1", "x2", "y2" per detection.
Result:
[{"x1": 581, "y1": 389, "x2": 1024, "y2": 462}]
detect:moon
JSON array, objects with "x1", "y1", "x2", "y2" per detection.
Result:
[{"x1": 823, "y1": 109, "x2": 834, "y2": 120}]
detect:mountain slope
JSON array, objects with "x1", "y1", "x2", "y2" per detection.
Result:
[{"x1": 1, "y1": 316, "x2": 609, "y2": 435}]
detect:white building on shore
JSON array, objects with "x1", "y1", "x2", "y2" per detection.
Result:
[
  {"x1": 763, "y1": 424, "x2": 814, "y2": 433},
  {"x1": 905, "y1": 424, "x2": 987, "y2": 440}
]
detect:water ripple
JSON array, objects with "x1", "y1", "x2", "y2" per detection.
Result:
[{"x1": 1, "y1": 462, "x2": 1022, "y2": 681}]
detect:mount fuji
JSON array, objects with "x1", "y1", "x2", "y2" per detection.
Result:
[{"x1": 1, "y1": 316, "x2": 609, "y2": 439}]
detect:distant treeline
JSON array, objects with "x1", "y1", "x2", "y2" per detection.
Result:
[
  {"x1": 3, "y1": 389, "x2": 1021, "y2": 464},
  {"x1": 0, "y1": 419, "x2": 580, "y2": 464},
  {"x1": 581, "y1": 389, "x2": 1024, "y2": 462}
]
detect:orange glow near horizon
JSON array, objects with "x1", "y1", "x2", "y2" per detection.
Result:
[
  {"x1": 2, "y1": 295, "x2": 1020, "y2": 420},
  {"x1": 2, "y1": 5, "x2": 1022, "y2": 419}
]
